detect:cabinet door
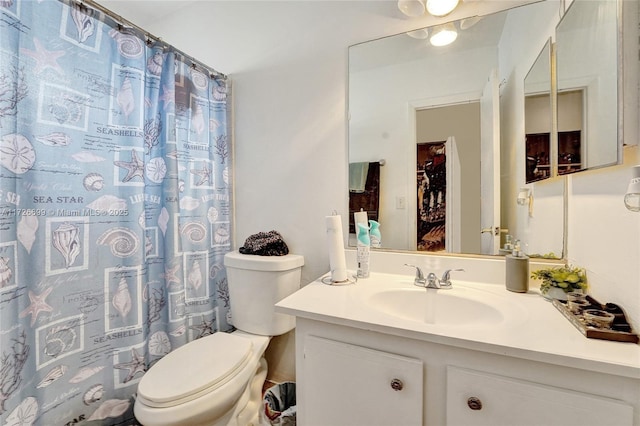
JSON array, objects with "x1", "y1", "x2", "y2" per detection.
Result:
[
  {"x1": 446, "y1": 366, "x2": 633, "y2": 426},
  {"x1": 302, "y1": 336, "x2": 423, "y2": 426}
]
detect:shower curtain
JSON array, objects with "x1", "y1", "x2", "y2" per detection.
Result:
[{"x1": 0, "y1": 1, "x2": 233, "y2": 424}]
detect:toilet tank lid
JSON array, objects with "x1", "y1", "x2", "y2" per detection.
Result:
[{"x1": 224, "y1": 251, "x2": 304, "y2": 271}]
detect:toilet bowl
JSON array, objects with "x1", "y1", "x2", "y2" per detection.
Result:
[{"x1": 134, "y1": 251, "x2": 304, "y2": 426}]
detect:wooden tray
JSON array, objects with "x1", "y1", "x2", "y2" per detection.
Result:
[{"x1": 552, "y1": 298, "x2": 639, "y2": 343}]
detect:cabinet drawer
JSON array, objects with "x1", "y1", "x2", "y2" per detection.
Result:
[
  {"x1": 303, "y1": 335, "x2": 423, "y2": 426},
  {"x1": 446, "y1": 366, "x2": 633, "y2": 426}
]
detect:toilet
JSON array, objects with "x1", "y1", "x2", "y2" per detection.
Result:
[{"x1": 134, "y1": 251, "x2": 304, "y2": 426}]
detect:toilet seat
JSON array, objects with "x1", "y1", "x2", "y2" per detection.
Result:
[
  {"x1": 134, "y1": 331, "x2": 270, "y2": 426},
  {"x1": 137, "y1": 333, "x2": 253, "y2": 408}
]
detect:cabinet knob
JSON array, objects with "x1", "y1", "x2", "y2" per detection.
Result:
[
  {"x1": 467, "y1": 397, "x2": 482, "y2": 410},
  {"x1": 390, "y1": 378, "x2": 404, "y2": 391}
]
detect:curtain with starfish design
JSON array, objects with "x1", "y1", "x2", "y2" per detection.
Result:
[{"x1": 0, "y1": 1, "x2": 232, "y2": 424}]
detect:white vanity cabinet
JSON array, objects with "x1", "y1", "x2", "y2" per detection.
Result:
[
  {"x1": 295, "y1": 318, "x2": 638, "y2": 426},
  {"x1": 302, "y1": 335, "x2": 423, "y2": 426},
  {"x1": 278, "y1": 272, "x2": 640, "y2": 426},
  {"x1": 446, "y1": 366, "x2": 633, "y2": 426}
]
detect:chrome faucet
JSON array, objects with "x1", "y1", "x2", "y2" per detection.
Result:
[
  {"x1": 405, "y1": 264, "x2": 464, "y2": 289},
  {"x1": 405, "y1": 264, "x2": 443, "y2": 289}
]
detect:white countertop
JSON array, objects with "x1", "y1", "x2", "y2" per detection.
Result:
[{"x1": 276, "y1": 271, "x2": 640, "y2": 379}]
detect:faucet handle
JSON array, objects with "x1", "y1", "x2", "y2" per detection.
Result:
[
  {"x1": 440, "y1": 268, "x2": 465, "y2": 289},
  {"x1": 404, "y1": 264, "x2": 426, "y2": 286}
]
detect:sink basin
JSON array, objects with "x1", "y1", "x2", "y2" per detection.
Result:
[{"x1": 365, "y1": 286, "x2": 517, "y2": 326}]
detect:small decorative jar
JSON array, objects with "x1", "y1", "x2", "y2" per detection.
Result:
[
  {"x1": 582, "y1": 309, "x2": 615, "y2": 329},
  {"x1": 568, "y1": 298, "x2": 590, "y2": 315},
  {"x1": 566, "y1": 291, "x2": 587, "y2": 302}
]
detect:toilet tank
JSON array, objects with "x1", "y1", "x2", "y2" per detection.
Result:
[{"x1": 224, "y1": 251, "x2": 304, "y2": 336}]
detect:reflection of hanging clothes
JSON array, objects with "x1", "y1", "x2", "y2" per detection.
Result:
[
  {"x1": 432, "y1": 153, "x2": 445, "y2": 167},
  {"x1": 424, "y1": 153, "x2": 446, "y2": 222},
  {"x1": 417, "y1": 142, "x2": 447, "y2": 252},
  {"x1": 429, "y1": 154, "x2": 446, "y2": 191},
  {"x1": 419, "y1": 161, "x2": 430, "y2": 221}
]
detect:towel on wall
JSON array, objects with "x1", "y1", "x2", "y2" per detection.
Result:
[
  {"x1": 349, "y1": 162, "x2": 369, "y2": 193},
  {"x1": 239, "y1": 230, "x2": 290, "y2": 256}
]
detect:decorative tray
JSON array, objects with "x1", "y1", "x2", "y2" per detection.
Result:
[{"x1": 552, "y1": 296, "x2": 639, "y2": 343}]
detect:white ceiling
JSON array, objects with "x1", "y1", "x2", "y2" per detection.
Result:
[
  {"x1": 96, "y1": 0, "x2": 199, "y2": 28},
  {"x1": 96, "y1": 0, "x2": 540, "y2": 40},
  {"x1": 350, "y1": 10, "x2": 508, "y2": 73},
  {"x1": 94, "y1": 0, "x2": 542, "y2": 75}
]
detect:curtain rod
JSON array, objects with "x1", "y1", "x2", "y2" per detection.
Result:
[{"x1": 76, "y1": 0, "x2": 227, "y2": 80}]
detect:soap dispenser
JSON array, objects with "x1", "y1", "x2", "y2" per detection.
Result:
[
  {"x1": 505, "y1": 239, "x2": 529, "y2": 293},
  {"x1": 498, "y1": 234, "x2": 514, "y2": 256}
]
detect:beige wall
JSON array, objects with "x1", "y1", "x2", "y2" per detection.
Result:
[{"x1": 524, "y1": 94, "x2": 552, "y2": 134}]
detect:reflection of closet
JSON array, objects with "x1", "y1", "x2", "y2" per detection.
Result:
[
  {"x1": 348, "y1": 162, "x2": 380, "y2": 234},
  {"x1": 557, "y1": 90, "x2": 584, "y2": 175},
  {"x1": 525, "y1": 131, "x2": 582, "y2": 180},
  {"x1": 558, "y1": 130, "x2": 582, "y2": 174},
  {"x1": 525, "y1": 133, "x2": 551, "y2": 182},
  {"x1": 416, "y1": 142, "x2": 446, "y2": 252}
]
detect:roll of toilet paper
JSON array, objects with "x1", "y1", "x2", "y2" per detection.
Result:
[
  {"x1": 326, "y1": 214, "x2": 348, "y2": 283},
  {"x1": 354, "y1": 210, "x2": 368, "y2": 229}
]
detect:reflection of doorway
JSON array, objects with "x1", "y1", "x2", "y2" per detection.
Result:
[
  {"x1": 414, "y1": 101, "x2": 481, "y2": 253},
  {"x1": 417, "y1": 142, "x2": 446, "y2": 251}
]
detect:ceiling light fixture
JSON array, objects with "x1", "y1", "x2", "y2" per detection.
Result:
[
  {"x1": 430, "y1": 23, "x2": 458, "y2": 47},
  {"x1": 459, "y1": 16, "x2": 482, "y2": 30},
  {"x1": 426, "y1": 0, "x2": 460, "y2": 17},
  {"x1": 398, "y1": 0, "x2": 425, "y2": 17},
  {"x1": 624, "y1": 165, "x2": 640, "y2": 212},
  {"x1": 406, "y1": 28, "x2": 430, "y2": 39}
]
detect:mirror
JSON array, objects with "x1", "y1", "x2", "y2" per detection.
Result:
[
  {"x1": 348, "y1": 0, "x2": 624, "y2": 257},
  {"x1": 524, "y1": 39, "x2": 553, "y2": 184},
  {"x1": 348, "y1": 1, "x2": 561, "y2": 255},
  {"x1": 517, "y1": 37, "x2": 564, "y2": 259},
  {"x1": 555, "y1": 0, "x2": 620, "y2": 172}
]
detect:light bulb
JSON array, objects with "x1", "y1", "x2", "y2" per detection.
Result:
[
  {"x1": 430, "y1": 24, "x2": 457, "y2": 47},
  {"x1": 426, "y1": 0, "x2": 459, "y2": 17},
  {"x1": 624, "y1": 193, "x2": 640, "y2": 212}
]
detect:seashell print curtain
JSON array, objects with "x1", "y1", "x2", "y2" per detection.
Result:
[{"x1": 0, "y1": 1, "x2": 233, "y2": 424}]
